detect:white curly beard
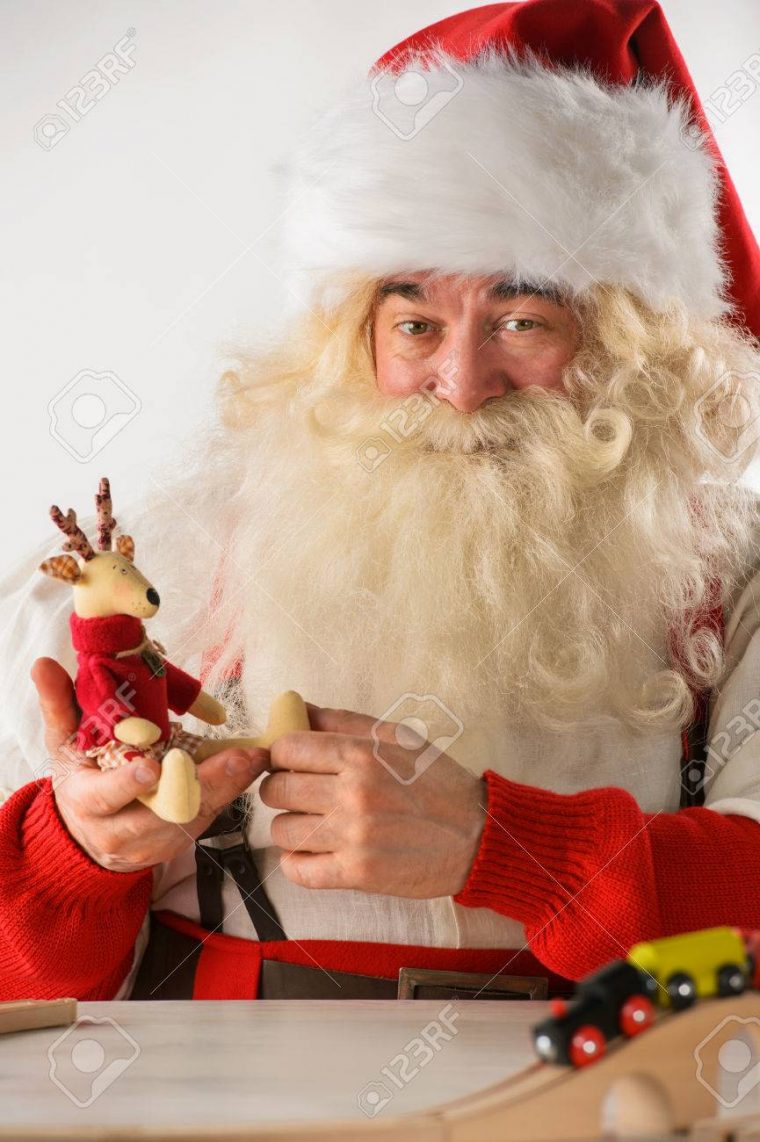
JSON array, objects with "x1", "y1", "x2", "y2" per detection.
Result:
[{"x1": 181, "y1": 343, "x2": 757, "y2": 783}]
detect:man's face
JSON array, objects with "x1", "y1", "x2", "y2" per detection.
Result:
[{"x1": 372, "y1": 271, "x2": 580, "y2": 412}]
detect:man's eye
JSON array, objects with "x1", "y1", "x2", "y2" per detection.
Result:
[
  {"x1": 500, "y1": 318, "x2": 541, "y2": 332},
  {"x1": 397, "y1": 321, "x2": 432, "y2": 336}
]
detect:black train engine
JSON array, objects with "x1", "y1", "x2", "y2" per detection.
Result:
[{"x1": 532, "y1": 959, "x2": 657, "y2": 1067}]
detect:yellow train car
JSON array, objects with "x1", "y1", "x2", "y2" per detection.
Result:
[{"x1": 627, "y1": 926, "x2": 750, "y2": 1010}]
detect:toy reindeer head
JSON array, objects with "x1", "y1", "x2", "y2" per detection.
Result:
[{"x1": 39, "y1": 477, "x2": 160, "y2": 620}]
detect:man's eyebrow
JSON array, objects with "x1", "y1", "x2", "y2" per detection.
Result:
[
  {"x1": 486, "y1": 279, "x2": 566, "y2": 304},
  {"x1": 376, "y1": 278, "x2": 566, "y2": 305},
  {"x1": 377, "y1": 280, "x2": 427, "y2": 302}
]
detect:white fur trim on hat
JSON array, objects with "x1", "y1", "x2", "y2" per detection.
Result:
[{"x1": 272, "y1": 46, "x2": 729, "y2": 319}]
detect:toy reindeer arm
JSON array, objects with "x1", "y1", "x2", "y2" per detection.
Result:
[
  {"x1": 188, "y1": 690, "x2": 227, "y2": 726},
  {"x1": 162, "y1": 659, "x2": 226, "y2": 725},
  {"x1": 113, "y1": 717, "x2": 163, "y2": 748}
]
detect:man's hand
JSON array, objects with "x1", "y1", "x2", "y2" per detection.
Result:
[
  {"x1": 31, "y1": 657, "x2": 268, "y2": 874},
  {"x1": 259, "y1": 704, "x2": 487, "y2": 898}
]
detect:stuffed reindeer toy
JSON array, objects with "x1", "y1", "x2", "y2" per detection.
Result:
[{"x1": 38, "y1": 476, "x2": 309, "y2": 824}]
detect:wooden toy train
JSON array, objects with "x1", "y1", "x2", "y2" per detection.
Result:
[{"x1": 532, "y1": 925, "x2": 760, "y2": 1068}]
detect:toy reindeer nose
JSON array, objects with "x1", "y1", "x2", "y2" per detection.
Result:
[{"x1": 147, "y1": 587, "x2": 160, "y2": 606}]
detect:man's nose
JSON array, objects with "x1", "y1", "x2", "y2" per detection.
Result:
[{"x1": 427, "y1": 327, "x2": 507, "y2": 412}]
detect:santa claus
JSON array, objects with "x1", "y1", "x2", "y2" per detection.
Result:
[{"x1": 2, "y1": 0, "x2": 760, "y2": 1005}]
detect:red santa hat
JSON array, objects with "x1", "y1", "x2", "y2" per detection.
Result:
[{"x1": 274, "y1": 0, "x2": 760, "y2": 337}]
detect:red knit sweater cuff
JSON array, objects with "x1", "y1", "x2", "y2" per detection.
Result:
[
  {"x1": 452, "y1": 768, "x2": 642, "y2": 927},
  {"x1": 15, "y1": 780, "x2": 153, "y2": 909}
]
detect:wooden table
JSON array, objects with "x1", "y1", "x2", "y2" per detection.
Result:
[
  {"x1": 2, "y1": 998, "x2": 753, "y2": 1140},
  {"x1": 0, "y1": 998, "x2": 547, "y2": 1137}
]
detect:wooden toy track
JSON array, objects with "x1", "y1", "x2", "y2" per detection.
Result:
[{"x1": 234, "y1": 991, "x2": 760, "y2": 1140}]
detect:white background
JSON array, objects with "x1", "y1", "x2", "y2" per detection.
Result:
[{"x1": 2, "y1": 0, "x2": 759, "y2": 573}]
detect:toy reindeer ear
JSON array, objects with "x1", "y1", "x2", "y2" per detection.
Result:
[
  {"x1": 38, "y1": 555, "x2": 82, "y2": 583},
  {"x1": 116, "y1": 534, "x2": 135, "y2": 562}
]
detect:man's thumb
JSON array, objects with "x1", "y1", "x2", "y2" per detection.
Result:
[
  {"x1": 195, "y1": 747, "x2": 269, "y2": 817},
  {"x1": 31, "y1": 657, "x2": 79, "y2": 740}
]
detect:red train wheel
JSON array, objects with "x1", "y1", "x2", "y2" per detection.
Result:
[
  {"x1": 569, "y1": 1025, "x2": 606, "y2": 1067},
  {"x1": 619, "y1": 995, "x2": 656, "y2": 1037}
]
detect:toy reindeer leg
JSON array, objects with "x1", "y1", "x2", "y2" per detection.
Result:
[
  {"x1": 127, "y1": 689, "x2": 310, "y2": 823},
  {"x1": 190, "y1": 690, "x2": 311, "y2": 761},
  {"x1": 136, "y1": 691, "x2": 310, "y2": 821}
]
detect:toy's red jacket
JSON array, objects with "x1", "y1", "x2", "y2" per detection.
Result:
[
  {"x1": 2, "y1": 766, "x2": 760, "y2": 1000},
  {"x1": 69, "y1": 613, "x2": 202, "y2": 751}
]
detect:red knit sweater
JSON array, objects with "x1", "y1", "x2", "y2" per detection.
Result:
[{"x1": 2, "y1": 767, "x2": 760, "y2": 1001}]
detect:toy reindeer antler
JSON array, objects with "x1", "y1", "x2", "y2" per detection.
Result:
[
  {"x1": 95, "y1": 476, "x2": 117, "y2": 551},
  {"x1": 96, "y1": 475, "x2": 135, "y2": 561},
  {"x1": 41, "y1": 478, "x2": 135, "y2": 583},
  {"x1": 49, "y1": 505, "x2": 95, "y2": 562}
]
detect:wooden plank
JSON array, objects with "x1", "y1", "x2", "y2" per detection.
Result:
[{"x1": 0, "y1": 999, "x2": 77, "y2": 1035}]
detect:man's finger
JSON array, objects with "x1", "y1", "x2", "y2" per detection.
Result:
[
  {"x1": 279, "y1": 850, "x2": 344, "y2": 890},
  {"x1": 259, "y1": 770, "x2": 338, "y2": 813},
  {"x1": 31, "y1": 657, "x2": 80, "y2": 741},
  {"x1": 304, "y1": 702, "x2": 400, "y2": 739},
  {"x1": 269, "y1": 731, "x2": 366, "y2": 774},
  {"x1": 271, "y1": 810, "x2": 336, "y2": 853},
  {"x1": 68, "y1": 755, "x2": 164, "y2": 817},
  {"x1": 304, "y1": 704, "x2": 371, "y2": 733},
  {"x1": 62, "y1": 746, "x2": 267, "y2": 822}
]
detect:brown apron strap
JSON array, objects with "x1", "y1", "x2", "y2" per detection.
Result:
[
  {"x1": 674, "y1": 578, "x2": 723, "y2": 811},
  {"x1": 679, "y1": 688, "x2": 711, "y2": 809},
  {"x1": 194, "y1": 795, "x2": 287, "y2": 942},
  {"x1": 130, "y1": 912, "x2": 203, "y2": 999}
]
